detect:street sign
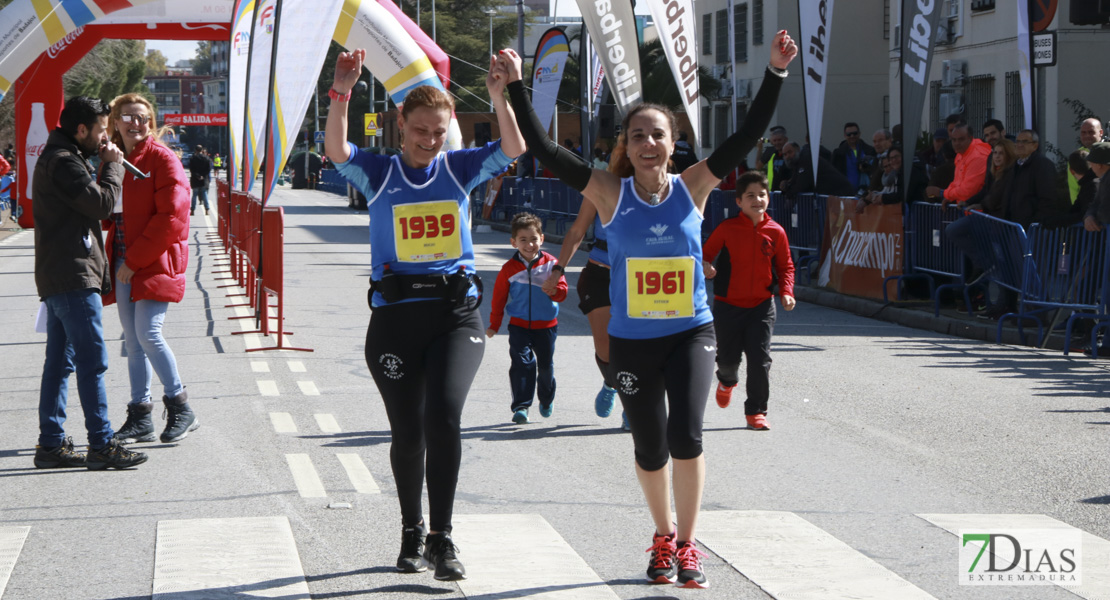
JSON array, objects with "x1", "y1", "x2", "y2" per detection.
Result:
[
  {"x1": 1032, "y1": 31, "x2": 1056, "y2": 67},
  {"x1": 364, "y1": 113, "x2": 379, "y2": 136},
  {"x1": 314, "y1": 131, "x2": 325, "y2": 143}
]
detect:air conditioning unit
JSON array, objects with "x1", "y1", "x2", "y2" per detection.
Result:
[
  {"x1": 719, "y1": 78, "x2": 734, "y2": 98},
  {"x1": 735, "y1": 79, "x2": 751, "y2": 99},
  {"x1": 710, "y1": 64, "x2": 728, "y2": 79},
  {"x1": 947, "y1": 0, "x2": 960, "y2": 19},
  {"x1": 893, "y1": 23, "x2": 901, "y2": 47},
  {"x1": 942, "y1": 60, "x2": 967, "y2": 86},
  {"x1": 939, "y1": 92, "x2": 965, "y2": 120}
]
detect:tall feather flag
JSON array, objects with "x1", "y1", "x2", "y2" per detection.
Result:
[
  {"x1": 244, "y1": 0, "x2": 278, "y2": 192},
  {"x1": 228, "y1": 0, "x2": 256, "y2": 192},
  {"x1": 645, "y1": 0, "x2": 700, "y2": 150},
  {"x1": 530, "y1": 28, "x2": 570, "y2": 135},
  {"x1": 261, "y1": 0, "x2": 347, "y2": 203},
  {"x1": 899, "y1": 0, "x2": 944, "y2": 202},
  {"x1": 797, "y1": 0, "x2": 834, "y2": 186}
]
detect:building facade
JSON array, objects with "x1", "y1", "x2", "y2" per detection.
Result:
[{"x1": 146, "y1": 74, "x2": 209, "y2": 116}]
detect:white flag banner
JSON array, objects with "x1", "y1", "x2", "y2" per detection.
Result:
[
  {"x1": 1016, "y1": 0, "x2": 1033, "y2": 129},
  {"x1": 261, "y1": 0, "x2": 346, "y2": 202},
  {"x1": 646, "y1": 0, "x2": 700, "y2": 150},
  {"x1": 244, "y1": 0, "x2": 277, "y2": 192},
  {"x1": 574, "y1": 0, "x2": 642, "y2": 115},
  {"x1": 229, "y1": 0, "x2": 255, "y2": 192},
  {"x1": 798, "y1": 0, "x2": 834, "y2": 186},
  {"x1": 900, "y1": 0, "x2": 945, "y2": 202},
  {"x1": 530, "y1": 28, "x2": 570, "y2": 134}
]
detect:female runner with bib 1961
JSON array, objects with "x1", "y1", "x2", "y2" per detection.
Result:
[
  {"x1": 325, "y1": 50, "x2": 524, "y2": 582},
  {"x1": 498, "y1": 30, "x2": 797, "y2": 589}
]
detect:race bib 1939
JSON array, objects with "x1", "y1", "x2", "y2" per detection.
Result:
[
  {"x1": 625, "y1": 256, "x2": 695, "y2": 319},
  {"x1": 393, "y1": 200, "x2": 462, "y2": 263}
]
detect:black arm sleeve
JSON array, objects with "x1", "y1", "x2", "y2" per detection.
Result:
[
  {"x1": 706, "y1": 67, "x2": 786, "y2": 179},
  {"x1": 507, "y1": 80, "x2": 593, "y2": 192}
]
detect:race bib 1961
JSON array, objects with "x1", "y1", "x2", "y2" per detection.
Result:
[
  {"x1": 626, "y1": 256, "x2": 695, "y2": 319},
  {"x1": 393, "y1": 200, "x2": 462, "y2": 262}
]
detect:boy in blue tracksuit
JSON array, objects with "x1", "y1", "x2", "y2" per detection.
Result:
[{"x1": 487, "y1": 212, "x2": 568, "y2": 424}]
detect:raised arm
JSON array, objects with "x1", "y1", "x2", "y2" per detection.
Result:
[
  {"x1": 487, "y1": 55, "x2": 525, "y2": 159},
  {"x1": 681, "y1": 30, "x2": 797, "y2": 205},
  {"x1": 500, "y1": 49, "x2": 621, "y2": 221},
  {"x1": 325, "y1": 49, "x2": 365, "y2": 165}
]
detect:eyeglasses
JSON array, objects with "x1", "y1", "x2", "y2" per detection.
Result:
[
  {"x1": 120, "y1": 114, "x2": 150, "y2": 125},
  {"x1": 845, "y1": 131, "x2": 860, "y2": 136}
]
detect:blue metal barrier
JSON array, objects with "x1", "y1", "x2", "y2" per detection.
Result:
[
  {"x1": 883, "y1": 203, "x2": 972, "y2": 314},
  {"x1": 960, "y1": 212, "x2": 1041, "y2": 343},
  {"x1": 317, "y1": 170, "x2": 347, "y2": 196},
  {"x1": 0, "y1": 175, "x2": 11, "y2": 215},
  {"x1": 772, "y1": 193, "x2": 825, "y2": 283}
]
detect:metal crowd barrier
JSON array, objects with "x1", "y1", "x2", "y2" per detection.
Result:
[
  {"x1": 318, "y1": 169, "x2": 347, "y2": 196},
  {"x1": 883, "y1": 203, "x2": 972, "y2": 315},
  {"x1": 770, "y1": 192, "x2": 825, "y2": 283}
]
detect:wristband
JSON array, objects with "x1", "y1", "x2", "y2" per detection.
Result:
[
  {"x1": 328, "y1": 87, "x2": 352, "y2": 103},
  {"x1": 551, "y1": 264, "x2": 565, "y2": 274}
]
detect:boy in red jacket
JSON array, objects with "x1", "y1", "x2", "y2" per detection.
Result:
[
  {"x1": 703, "y1": 171, "x2": 795, "y2": 430},
  {"x1": 487, "y1": 212, "x2": 568, "y2": 424}
]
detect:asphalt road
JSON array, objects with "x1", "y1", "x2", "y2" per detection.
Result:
[{"x1": 0, "y1": 184, "x2": 1107, "y2": 600}]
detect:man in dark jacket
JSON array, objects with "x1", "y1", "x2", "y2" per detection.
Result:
[
  {"x1": 32, "y1": 96, "x2": 147, "y2": 471},
  {"x1": 784, "y1": 145, "x2": 856, "y2": 197},
  {"x1": 188, "y1": 145, "x2": 212, "y2": 215},
  {"x1": 670, "y1": 131, "x2": 698, "y2": 173},
  {"x1": 1083, "y1": 142, "x2": 1110, "y2": 231},
  {"x1": 1001, "y1": 129, "x2": 1065, "y2": 229},
  {"x1": 831, "y1": 122, "x2": 876, "y2": 192}
]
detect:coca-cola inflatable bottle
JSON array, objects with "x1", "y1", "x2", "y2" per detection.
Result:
[{"x1": 24, "y1": 102, "x2": 49, "y2": 200}]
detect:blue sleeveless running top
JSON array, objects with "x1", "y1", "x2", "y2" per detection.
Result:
[
  {"x1": 605, "y1": 174, "x2": 712, "y2": 339},
  {"x1": 336, "y1": 141, "x2": 512, "y2": 306},
  {"x1": 587, "y1": 213, "x2": 610, "y2": 266}
]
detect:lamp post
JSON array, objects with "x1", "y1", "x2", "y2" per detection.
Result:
[{"x1": 485, "y1": 8, "x2": 497, "y2": 111}]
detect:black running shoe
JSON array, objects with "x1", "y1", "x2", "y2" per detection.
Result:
[
  {"x1": 645, "y1": 531, "x2": 678, "y2": 583},
  {"x1": 114, "y1": 402, "x2": 156, "y2": 444},
  {"x1": 397, "y1": 522, "x2": 428, "y2": 573},
  {"x1": 423, "y1": 532, "x2": 466, "y2": 581},
  {"x1": 86, "y1": 439, "x2": 148, "y2": 470},
  {"x1": 34, "y1": 436, "x2": 85, "y2": 469},
  {"x1": 161, "y1": 392, "x2": 199, "y2": 443},
  {"x1": 675, "y1": 541, "x2": 709, "y2": 588}
]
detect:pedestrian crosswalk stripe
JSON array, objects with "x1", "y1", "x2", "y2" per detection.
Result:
[
  {"x1": 287, "y1": 360, "x2": 306, "y2": 372},
  {"x1": 453, "y1": 514, "x2": 618, "y2": 599},
  {"x1": 257, "y1": 380, "x2": 279, "y2": 396},
  {"x1": 698, "y1": 510, "x2": 936, "y2": 600},
  {"x1": 153, "y1": 517, "x2": 309, "y2": 599},
  {"x1": 297, "y1": 381, "x2": 320, "y2": 396},
  {"x1": 251, "y1": 360, "x2": 270, "y2": 373},
  {"x1": 919, "y1": 514, "x2": 1110, "y2": 598},
  {"x1": 0, "y1": 526, "x2": 30, "y2": 599},
  {"x1": 270, "y1": 412, "x2": 296, "y2": 433},
  {"x1": 314, "y1": 414, "x2": 340, "y2": 433},
  {"x1": 336, "y1": 454, "x2": 380, "y2": 494},
  {"x1": 286, "y1": 454, "x2": 327, "y2": 498}
]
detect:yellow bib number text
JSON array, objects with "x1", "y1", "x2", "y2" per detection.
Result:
[
  {"x1": 626, "y1": 257, "x2": 695, "y2": 319},
  {"x1": 393, "y1": 201, "x2": 462, "y2": 263}
]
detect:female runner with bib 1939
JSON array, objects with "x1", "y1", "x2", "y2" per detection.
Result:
[
  {"x1": 498, "y1": 30, "x2": 797, "y2": 589},
  {"x1": 324, "y1": 49, "x2": 524, "y2": 582}
]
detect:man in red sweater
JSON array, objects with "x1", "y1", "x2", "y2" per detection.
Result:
[
  {"x1": 703, "y1": 171, "x2": 795, "y2": 430},
  {"x1": 925, "y1": 123, "x2": 991, "y2": 205}
]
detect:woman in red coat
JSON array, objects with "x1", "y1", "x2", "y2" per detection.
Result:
[{"x1": 105, "y1": 93, "x2": 199, "y2": 445}]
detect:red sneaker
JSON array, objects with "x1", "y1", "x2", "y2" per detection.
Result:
[
  {"x1": 645, "y1": 531, "x2": 678, "y2": 583},
  {"x1": 746, "y1": 414, "x2": 769, "y2": 430},
  {"x1": 675, "y1": 541, "x2": 709, "y2": 588},
  {"x1": 715, "y1": 382, "x2": 735, "y2": 408}
]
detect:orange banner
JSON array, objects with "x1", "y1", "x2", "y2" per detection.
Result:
[{"x1": 818, "y1": 197, "x2": 904, "y2": 299}]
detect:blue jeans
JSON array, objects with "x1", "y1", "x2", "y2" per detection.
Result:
[
  {"x1": 191, "y1": 185, "x2": 209, "y2": 212},
  {"x1": 507, "y1": 324, "x2": 557, "y2": 411},
  {"x1": 38, "y1": 289, "x2": 115, "y2": 448},
  {"x1": 115, "y1": 279, "x2": 184, "y2": 405}
]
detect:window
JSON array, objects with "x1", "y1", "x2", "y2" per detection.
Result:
[
  {"x1": 966, "y1": 75, "x2": 994, "y2": 135},
  {"x1": 714, "y1": 104, "x2": 731, "y2": 148},
  {"x1": 929, "y1": 80, "x2": 941, "y2": 132},
  {"x1": 702, "y1": 14, "x2": 713, "y2": 56},
  {"x1": 883, "y1": 0, "x2": 891, "y2": 40},
  {"x1": 753, "y1": 0, "x2": 764, "y2": 45},
  {"x1": 1005, "y1": 71, "x2": 1024, "y2": 133},
  {"x1": 716, "y1": 9, "x2": 729, "y2": 64},
  {"x1": 883, "y1": 95, "x2": 890, "y2": 129},
  {"x1": 734, "y1": 3, "x2": 748, "y2": 63},
  {"x1": 701, "y1": 106, "x2": 713, "y2": 148}
]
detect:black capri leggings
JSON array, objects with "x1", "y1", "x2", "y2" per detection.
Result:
[
  {"x1": 608, "y1": 323, "x2": 717, "y2": 471},
  {"x1": 365, "y1": 297, "x2": 485, "y2": 533}
]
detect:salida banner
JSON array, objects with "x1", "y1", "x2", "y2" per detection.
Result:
[
  {"x1": 164, "y1": 114, "x2": 229, "y2": 126},
  {"x1": 817, "y1": 197, "x2": 903, "y2": 299}
]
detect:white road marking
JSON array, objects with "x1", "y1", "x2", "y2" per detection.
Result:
[
  {"x1": 919, "y1": 514, "x2": 1109, "y2": 597},
  {"x1": 287, "y1": 360, "x2": 306, "y2": 372},
  {"x1": 257, "y1": 380, "x2": 279, "y2": 396},
  {"x1": 270, "y1": 412, "x2": 297, "y2": 433},
  {"x1": 285, "y1": 454, "x2": 327, "y2": 498},
  {"x1": 297, "y1": 381, "x2": 320, "y2": 396},
  {"x1": 153, "y1": 516, "x2": 309, "y2": 599},
  {"x1": 453, "y1": 514, "x2": 617, "y2": 599},
  {"x1": 251, "y1": 361, "x2": 270, "y2": 373},
  {"x1": 698, "y1": 510, "x2": 936, "y2": 600},
  {"x1": 336, "y1": 454, "x2": 380, "y2": 494},
  {"x1": 0, "y1": 526, "x2": 31, "y2": 599},
  {"x1": 314, "y1": 414, "x2": 340, "y2": 433}
]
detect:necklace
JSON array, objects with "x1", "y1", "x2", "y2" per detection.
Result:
[{"x1": 634, "y1": 177, "x2": 668, "y2": 205}]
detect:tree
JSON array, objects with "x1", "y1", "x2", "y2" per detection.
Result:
[
  {"x1": 64, "y1": 40, "x2": 152, "y2": 105},
  {"x1": 192, "y1": 41, "x2": 213, "y2": 76},
  {"x1": 146, "y1": 49, "x2": 168, "y2": 77}
]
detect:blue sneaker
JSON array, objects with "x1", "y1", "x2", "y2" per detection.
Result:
[
  {"x1": 621, "y1": 411, "x2": 631, "y2": 432},
  {"x1": 539, "y1": 402, "x2": 553, "y2": 418},
  {"x1": 595, "y1": 384, "x2": 617, "y2": 418},
  {"x1": 512, "y1": 408, "x2": 529, "y2": 424}
]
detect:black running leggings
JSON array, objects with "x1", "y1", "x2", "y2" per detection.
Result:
[
  {"x1": 608, "y1": 323, "x2": 717, "y2": 471},
  {"x1": 365, "y1": 298, "x2": 485, "y2": 533}
]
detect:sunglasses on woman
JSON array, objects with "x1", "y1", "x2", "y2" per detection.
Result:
[{"x1": 120, "y1": 114, "x2": 150, "y2": 125}]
